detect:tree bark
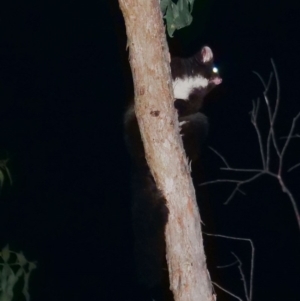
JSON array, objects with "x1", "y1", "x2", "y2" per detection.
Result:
[{"x1": 118, "y1": 0, "x2": 214, "y2": 300}]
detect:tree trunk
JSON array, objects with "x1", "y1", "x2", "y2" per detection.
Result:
[{"x1": 118, "y1": 0, "x2": 214, "y2": 300}]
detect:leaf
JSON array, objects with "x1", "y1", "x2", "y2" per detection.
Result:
[
  {"x1": 0, "y1": 248, "x2": 36, "y2": 301},
  {"x1": 1, "y1": 246, "x2": 10, "y2": 263},
  {"x1": 15, "y1": 268, "x2": 23, "y2": 278},
  {"x1": 0, "y1": 171, "x2": 4, "y2": 188},
  {"x1": 6, "y1": 273, "x2": 17, "y2": 299},
  {"x1": 0, "y1": 293, "x2": 12, "y2": 301},
  {"x1": 22, "y1": 273, "x2": 30, "y2": 301},
  {"x1": 171, "y1": 2, "x2": 179, "y2": 19},
  {"x1": 163, "y1": 0, "x2": 194, "y2": 37},
  {"x1": 28, "y1": 262, "x2": 37, "y2": 271},
  {"x1": 0, "y1": 264, "x2": 12, "y2": 293},
  {"x1": 160, "y1": 0, "x2": 170, "y2": 14},
  {"x1": 1, "y1": 265, "x2": 8, "y2": 291},
  {"x1": 4, "y1": 167, "x2": 12, "y2": 186},
  {"x1": 16, "y1": 252, "x2": 27, "y2": 267},
  {"x1": 165, "y1": 5, "x2": 176, "y2": 37}
]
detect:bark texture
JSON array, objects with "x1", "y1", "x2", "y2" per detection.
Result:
[{"x1": 118, "y1": 0, "x2": 214, "y2": 300}]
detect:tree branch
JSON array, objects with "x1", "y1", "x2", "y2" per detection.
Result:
[{"x1": 118, "y1": 0, "x2": 213, "y2": 300}]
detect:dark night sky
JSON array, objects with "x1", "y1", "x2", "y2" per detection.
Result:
[{"x1": 0, "y1": 0, "x2": 299, "y2": 300}]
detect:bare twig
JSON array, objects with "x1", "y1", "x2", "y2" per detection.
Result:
[
  {"x1": 269, "y1": 59, "x2": 281, "y2": 159},
  {"x1": 205, "y1": 233, "x2": 254, "y2": 301},
  {"x1": 288, "y1": 162, "x2": 300, "y2": 172},
  {"x1": 231, "y1": 252, "x2": 249, "y2": 301},
  {"x1": 217, "y1": 260, "x2": 238, "y2": 269},
  {"x1": 250, "y1": 98, "x2": 266, "y2": 168},
  {"x1": 209, "y1": 147, "x2": 231, "y2": 168},
  {"x1": 211, "y1": 281, "x2": 244, "y2": 301},
  {"x1": 224, "y1": 172, "x2": 266, "y2": 204},
  {"x1": 279, "y1": 112, "x2": 300, "y2": 173},
  {"x1": 202, "y1": 61, "x2": 300, "y2": 230}
]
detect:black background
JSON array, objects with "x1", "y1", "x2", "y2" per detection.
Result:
[{"x1": 0, "y1": 0, "x2": 299, "y2": 300}]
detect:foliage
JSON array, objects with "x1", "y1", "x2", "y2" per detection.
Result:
[
  {"x1": 160, "y1": 0, "x2": 194, "y2": 37},
  {"x1": 0, "y1": 160, "x2": 12, "y2": 189},
  {"x1": 0, "y1": 245, "x2": 36, "y2": 301}
]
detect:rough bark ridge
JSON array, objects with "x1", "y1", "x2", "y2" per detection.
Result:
[{"x1": 118, "y1": 0, "x2": 214, "y2": 300}]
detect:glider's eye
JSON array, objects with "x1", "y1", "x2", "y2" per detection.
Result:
[{"x1": 212, "y1": 66, "x2": 218, "y2": 73}]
